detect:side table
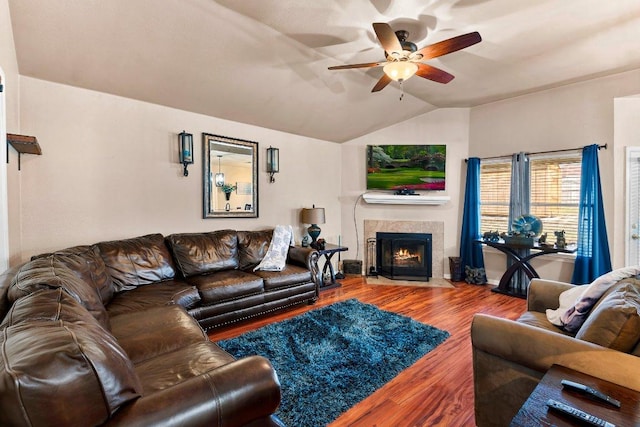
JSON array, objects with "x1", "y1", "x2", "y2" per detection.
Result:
[
  {"x1": 312, "y1": 244, "x2": 348, "y2": 290},
  {"x1": 511, "y1": 364, "x2": 640, "y2": 426},
  {"x1": 478, "y1": 240, "x2": 577, "y2": 298}
]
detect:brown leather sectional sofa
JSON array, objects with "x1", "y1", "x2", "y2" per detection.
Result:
[{"x1": 0, "y1": 229, "x2": 320, "y2": 426}]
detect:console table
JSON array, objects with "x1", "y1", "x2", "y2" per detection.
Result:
[
  {"x1": 314, "y1": 244, "x2": 348, "y2": 290},
  {"x1": 478, "y1": 240, "x2": 577, "y2": 298},
  {"x1": 511, "y1": 364, "x2": 640, "y2": 426}
]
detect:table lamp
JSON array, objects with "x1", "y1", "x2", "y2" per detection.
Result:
[{"x1": 301, "y1": 206, "x2": 325, "y2": 244}]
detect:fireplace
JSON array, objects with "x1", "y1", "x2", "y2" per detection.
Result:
[{"x1": 376, "y1": 232, "x2": 432, "y2": 281}]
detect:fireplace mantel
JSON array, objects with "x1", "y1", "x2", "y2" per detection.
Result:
[{"x1": 363, "y1": 192, "x2": 450, "y2": 205}]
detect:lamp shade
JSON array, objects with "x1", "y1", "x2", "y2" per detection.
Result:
[
  {"x1": 301, "y1": 207, "x2": 325, "y2": 225},
  {"x1": 383, "y1": 61, "x2": 418, "y2": 82}
]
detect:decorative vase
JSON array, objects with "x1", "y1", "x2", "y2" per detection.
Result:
[
  {"x1": 225, "y1": 192, "x2": 231, "y2": 201},
  {"x1": 225, "y1": 203, "x2": 231, "y2": 211}
]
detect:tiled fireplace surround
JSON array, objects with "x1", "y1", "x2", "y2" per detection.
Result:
[{"x1": 364, "y1": 220, "x2": 445, "y2": 278}]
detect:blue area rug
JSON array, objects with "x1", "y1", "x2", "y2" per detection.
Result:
[{"x1": 218, "y1": 299, "x2": 450, "y2": 426}]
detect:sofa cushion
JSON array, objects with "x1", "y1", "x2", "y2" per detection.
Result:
[
  {"x1": 34, "y1": 245, "x2": 116, "y2": 305},
  {"x1": 575, "y1": 282, "x2": 640, "y2": 352},
  {"x1": 97, "y1": 233, "x2": 176, "y2": 291},
  {"x1": 0, "y1": 288, "x2": 97, "y2": 329},
  {"x1": 105, "y1": 280, "x2": 201, "y2": 317},
  {"x1": 166, "y1": 230, "x2": 239, "y2": 277},
  {"x1": 110, "y1": 305, "x2": 207, "y2": 364},
  {"x1": 8, "y1": 257, "x2": 110, "y2": 329},
  {"x1": 547, "y1": 267, "x2": 640, "y2": 332},
  {"x1": 187, "y1": 270, "x2": 263, "y2": 304},
  {"x1": 516, "y1": 311, "x2": 575, "y2": 336},
  {"x1": 0, "y1": 321, "x2": 142, "y2": 427},
  {"x1": 253, "y1": 264, "x2": 312, "y2": 290},
  {"x1": 237, "y1": 230, "x2": 272, "y2": 270},
  {"x1": 133, "y1": 341, "x2": 236, "y2": 394}
]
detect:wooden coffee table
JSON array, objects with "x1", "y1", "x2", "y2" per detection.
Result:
[{"x1": 511, "y1": 364, "x2": 640, "y2": 426}]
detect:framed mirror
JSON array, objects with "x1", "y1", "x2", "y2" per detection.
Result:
[{"x1": 203, "y1": 133, "x2": 258, "y2": 218}]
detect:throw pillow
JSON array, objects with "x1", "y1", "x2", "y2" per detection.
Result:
[
  {"x1": 575, "y1": 282, "x2": 640, "y2": 352},
  {"x1": 253, "y1": 225, "x2": 294, "y2": 272},
  {"x1": 546, "y1": 266, "x2": 640, "y2": 332}
]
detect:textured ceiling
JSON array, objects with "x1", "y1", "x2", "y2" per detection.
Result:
[{"x1": 8, "y1": 0, "x2": 640, "y2": 142}]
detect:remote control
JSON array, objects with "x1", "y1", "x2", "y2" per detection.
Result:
[
  {"x1": 546, "y1": 399, "x2": 615, "y2": 427},
  {"x1": 562, "y1": 379, "x2": 622, "y2": 408}
]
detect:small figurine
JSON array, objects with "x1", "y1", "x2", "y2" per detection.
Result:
[
  {"x1": 482, "y1": 230, "x2": 500, "y2": 242},
  {"x1": 311, "y1": 238, "x2": 326, "y2": 250},
  {"x1": 554, "y1": 230, "x2": 566, "y2": 249},
  {"x1": 538, "y1": 232, "x2": 547, "y2": 244},
  {"x1": 301, "y1": 235, "x2": 310, "y2": 247}
]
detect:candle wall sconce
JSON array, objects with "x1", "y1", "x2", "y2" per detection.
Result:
[
  {"x1": 266, "y1": 146, "x2": 279, "y2": 183},
  {"x1": 178, "y1": 131, "x2": 194, "y2": 176}
]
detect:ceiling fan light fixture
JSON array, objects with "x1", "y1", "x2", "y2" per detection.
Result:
[{"x1": 383, "y1": 61, "x2": 418, "y2": 82}]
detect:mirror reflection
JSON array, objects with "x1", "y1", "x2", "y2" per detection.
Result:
[{"x1": 203, "y1": 133, "x2": 258, "y2": 218}]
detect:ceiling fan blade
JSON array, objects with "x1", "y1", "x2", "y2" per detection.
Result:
[
  {"x1": 373, "y1": 23, "x2": 402, "y2": 55},
  {"x1": 416, "y1": 63, "x2": 455, "y2": 84},
  {"x1": 416, "y1": 31, "x2": 481, "y2": 61},
  {"x1": 328, "y1": 61, "x2": 385, "y2": 70},
  {"x1": 371, "y1": 74, "x2": 392, "y2": 92}
]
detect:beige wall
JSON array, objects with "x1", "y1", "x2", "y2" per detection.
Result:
[
  {"x1": 341, "y1": 108, "x2": 470, "y2": 275},
  {"x1": 14, "y1": 77, "x2": 340, "y2": 261},
  {"x1": 470, "y1": 69, "x2": 640, "y2": 282},
  {"x1": 0, "y1": 0, "x2": 22, "y2": 268}
]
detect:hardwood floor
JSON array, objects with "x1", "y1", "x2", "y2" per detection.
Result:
[{"x1": 208, "y1": 276, "x2": 526, "y2": 427}]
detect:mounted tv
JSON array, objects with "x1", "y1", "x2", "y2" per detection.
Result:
[{"x1": 366, "y1": 144, "x2": 446, "y2": 192}]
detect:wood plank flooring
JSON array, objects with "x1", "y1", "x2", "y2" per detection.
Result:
[{"x1": 208, "y1": 276, "x2": 526, "y2": 427}]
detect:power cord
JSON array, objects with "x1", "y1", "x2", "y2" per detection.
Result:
[{"x1": 352, "y1": 193, "x2": 365, "y2": 261}]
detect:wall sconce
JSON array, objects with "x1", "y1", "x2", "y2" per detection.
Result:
[
  {"x1": 266, "y1": 146, "x2": 279, "y2": 183},
  {"x1": 215, "y1": 155, "x2": 225, "y2": 187},
  {"x1": 178, "y1": 131, "x2": 194, "y2": 176}
]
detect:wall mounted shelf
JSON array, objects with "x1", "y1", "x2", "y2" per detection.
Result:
[
  {"x1": 363, "y1": 192, "x2": 450, "y2": 205},
  {"x1": 6, "y1": 133, "x2": 41, "y2": 170}
]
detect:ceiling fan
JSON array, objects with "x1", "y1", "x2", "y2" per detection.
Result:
[{"x1": 328, "y1": 23, "x2": 481, "y2": 93}]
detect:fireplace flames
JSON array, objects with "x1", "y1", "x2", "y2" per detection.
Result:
[{"x1": 393, "y1": 248, "x2": 422, "y2": 266}]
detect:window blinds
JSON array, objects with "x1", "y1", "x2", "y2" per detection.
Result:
[{"x1": 479, "y1": 152, "x2": 582, "y2": 244}]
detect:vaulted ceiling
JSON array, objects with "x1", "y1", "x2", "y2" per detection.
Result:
[{"x1": 8, "y1": 0, "x2": 640, "y2": 142}]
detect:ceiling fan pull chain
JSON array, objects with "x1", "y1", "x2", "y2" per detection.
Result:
[{"x1": 399, "y1": 81, "x2": 404, "y2": 101}]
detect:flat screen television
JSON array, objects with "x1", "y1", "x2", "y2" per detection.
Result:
[{"x1": 366, "y1": 144, "x2": 446, "y2": 191}]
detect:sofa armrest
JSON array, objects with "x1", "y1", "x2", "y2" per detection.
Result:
[
  {"x1": 105, "y1": 356, "x2": 281, "y2": 427},
  {"x1": 472, "y1": 313, "x2": 640, "y2": 391},
  {"x1": 527, "y1": 278, "x2": 576, "y2": 313},
  {"x1": 288, "y1": 246, "x2": 321, "y2": 287}
]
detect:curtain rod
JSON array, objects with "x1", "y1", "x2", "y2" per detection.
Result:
[{"x1": 465, "y1": 143, "x2": 607, "y2": 163}]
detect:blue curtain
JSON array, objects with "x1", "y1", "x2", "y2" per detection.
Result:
[
  {"x1": 571, "y1": 144, "x2": 612, "y2": 284},
  {"x1": 460, "y1": 158, "x2": 485, "y2": 276}
]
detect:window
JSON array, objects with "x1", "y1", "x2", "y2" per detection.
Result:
[
  {"x1": 480, "y1": 152, "x2": 582, "y2": 244},
  {"x1": 479, "y1": 159, "x2": 511, "y2": 233}
]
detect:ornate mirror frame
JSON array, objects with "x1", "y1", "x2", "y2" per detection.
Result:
[{"x1": 203, "y1": 133, "x2": 258, "y2": 218}]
